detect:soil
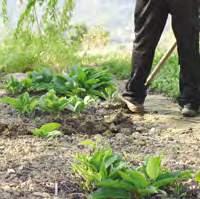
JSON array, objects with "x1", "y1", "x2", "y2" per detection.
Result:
[{"x1": 0, "y1": 91, "x2": 200, "y2": 199}]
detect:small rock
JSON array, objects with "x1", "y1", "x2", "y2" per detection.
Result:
[
  {"x1": 103, "y1": 130, "x2": 113, "y2": 137},
  {"x1": 120, "y1": 128, "x2": 132, "y2": 136},
  {"x1": 7, "y1": 169, "x2": 15, "y2": 174},
  {"x1": 136, "y1": 126, "x2": 145, "y2": 132},
  {"x1": 149, "y1": 128, "x2": 157, "y2": 134},
  {"x1": 109, "y1": 123, "x2": 118, "y2": 132},
  {"x1": 131, "y1": 131, "x2": 140, "y2": 139},
  {"x1": 0, "y1": 89, "x2": 7, "y2": 97},
  {"x1": 67, "y1": 193, "x2": 87, "y2": 199},
  {"x1": 33, "y1": 192, "x2": 51, "y2": 198},
  {"x1": 93, "y1": 134, "x2": 103, "y2": 141},
  {"x1": 104, "y1": 114, "x2": 118, "y2": 124}
]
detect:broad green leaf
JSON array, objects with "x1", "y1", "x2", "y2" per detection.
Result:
[
  {"x1": 90, "y1": 188, "x2": 131, "y2": 199},
  {"x1": 97, "y1": 179, "x2": 133, "y2": 191},
  {"x1": 140, "y1": 186, "x2": 158, "y2": 196},
  {"x1": 46, "y1": 130, "x2": 63, "y2": 138},
  {"x1": 119, "y1": 170, "x2": 149, "y2": 189},
  {"x1": 146, "y1": 156, "x2": 161, "y2": 180},
  {"x1": 40, "y1": 122, "x2": 61, "y2": 132},
  {"x1": 104, "y1": 154, "x2": 121, "y2": 169},
  {"x1": 80, "y1": 139, "x2": 96, "y2": 148},
  {"x1": 157, "y1": 170, "x2": 192, "y2": 182},
  {"x1": 195, "y1": 171, "x2": 200, "y2": 183},
  {"x1": 153, "y1": 177, "x2": 179, "y2": 188}
]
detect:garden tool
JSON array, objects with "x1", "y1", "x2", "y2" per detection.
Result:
[{"x1": 145, "y1": 41, "x2": 177, "y2": 87}]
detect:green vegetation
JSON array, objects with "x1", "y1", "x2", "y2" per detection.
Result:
[
  {"x1": 73, "y1": 140, "x2": 195, "y2": 199},
  {"x1": 0, "y1": 92, "x2": 38, "y2": 115},
  {"x1": 73, "y1": 139, "x2": 127, "y2": 190},
  {"x1": 0, "y1": 1, "x2": 197, "y2": 198},
  {"x1": 151, "y1": 53, "x2": 179, "y2": 98},
  {"x1": 0, "y1": 0, "x2": 84, "y2": 73},
  {"x1": 5, "y1": 67, "x2": 116, "y2": 98},
  {"x1": 38, "y1": 89, "x2": 69, "y2": 113},
  {"x1": 82, "y1": 51, "x2": 131, "y2": 80},
  {"x1": 32, "y1": 122, "x2": 63, "y2": 138},
  {"x1": 0, "y1": 30, "x2": 80, "y2": 73},
  {"x1": 2, "y1": 67, "x2": 116, "y2": 114}
]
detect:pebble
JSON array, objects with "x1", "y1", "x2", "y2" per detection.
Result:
[{"x1": 33, "y1": 192, "x2": 51, "y2": 198}]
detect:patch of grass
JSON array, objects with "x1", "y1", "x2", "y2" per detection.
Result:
[
  {"x1": 81, "y1": 51, "x2": 131, "y2": 80},
  {"x1": 0, "y1": 30, "x2": 80, "y2": 73},
  {"x1": 151, "y1": 53, "x2": 179, "y2": 98}
]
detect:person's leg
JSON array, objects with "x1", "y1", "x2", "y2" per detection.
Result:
[
  {"x1": 124, "y1": 0, "x2": 169, "y2": 104},
  {"x1": 170, "y1": 0, "x2": 200, "y2": 114}
]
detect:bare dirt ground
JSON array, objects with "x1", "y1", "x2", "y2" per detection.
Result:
[{"x1": 0, "y1": 94, "x2": 200, "y2": 198}]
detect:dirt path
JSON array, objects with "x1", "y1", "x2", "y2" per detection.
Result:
[{"x1": 0, "y1": 94, "x2": 200, "y2": 198}]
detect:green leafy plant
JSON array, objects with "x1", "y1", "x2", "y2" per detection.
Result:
[
  {"x1": 73, "y1": 141, "x2": 193, "y2": 199},
  {"x1": 62, "y1": 67, "x2": 115, "y2": 99},
  {"x1": 73, "y1": 140, "x2": 127, "y2": 190},
  {"x1": 5, "y1": 76, "x2": 25, "y2": 94},
  {"x1": 0, "y1": 92, "x2": 38, "y2": 114},
  {"x1": 66, "y1": 95, "x2": 95, "y2": 113},
  {"x1": 195, "y1": 171, "x2": 200, "y2": 184},
  {"x1": 39, "y1": 89, "x2": 68, "y2": 113},
  {"x1": 3, "y1": 66, "x2": 116, "y2": 114},
  {"x1": 27, "y1": 68, "x2": 55, "y2": 92},
  {"x1": 4, "y1": 66, "x2": 117, "y2": 102},
  {"x1": 91, "y1": 156, "x2": 192, "y2": 199},
  {"x1": 32, "y1": 122, "x2": 62, "y2": 138}
]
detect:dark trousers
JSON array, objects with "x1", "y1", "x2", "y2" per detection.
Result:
[{"x1": 126, "y1": 0, "x2": 200, "y2": 106}]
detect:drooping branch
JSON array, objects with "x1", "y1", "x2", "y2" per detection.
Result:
[
  {"x1": 15, "y1": 0, "x2": 75, "y2": 35},
  {"x1": 1, "y1": 0, "x2": 8, "y2": 24}
]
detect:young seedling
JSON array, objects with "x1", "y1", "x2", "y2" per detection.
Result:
[
  {"x1": 0, "y1": 92, "x2": 38, "y2": 115},
  {"x1": 73, "y1": 139, "x2": 128, "y2": 190},
  {"x1": 32, "y1": 122, "x2": 63, "y2": 138},
  {"x1": 39, "y1": 89, "x2": 68, "y2": 113},
  {"x1": 66, "y1": 95, "x2": 95, "y2": 113},
  {"x1": 5, "y1": 76, "x2": 25, "y2": 94}
]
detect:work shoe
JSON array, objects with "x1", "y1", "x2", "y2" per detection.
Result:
[
  {"x1": 181, "y1": 104, "x2": 198, "y2": 117},
  {"x1": 120, "y1": 95, "x2": 144, "y2": 113}
]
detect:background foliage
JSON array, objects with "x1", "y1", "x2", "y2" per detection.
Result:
[{"x1": 0, "y1": 0, "x2": 85, "y2": 72}]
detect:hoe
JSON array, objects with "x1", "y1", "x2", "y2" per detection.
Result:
[{"x1": 145, "y1": 41, "x2": 177, "y2": 87}]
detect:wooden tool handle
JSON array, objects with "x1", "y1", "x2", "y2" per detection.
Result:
[{"x1": 145, "y1": 41, "x2": 177, "y2": 87}]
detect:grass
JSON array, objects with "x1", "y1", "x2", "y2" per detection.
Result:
[
  {"x1": 151, "y1": 53, "x2": 179, "y2": 98},
  {"x1": 81, "y1": 50, "x2": 131, "y2": 80},
  {"x1": 0, "y1": 29, "x2": 80, "y2": 73}
]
